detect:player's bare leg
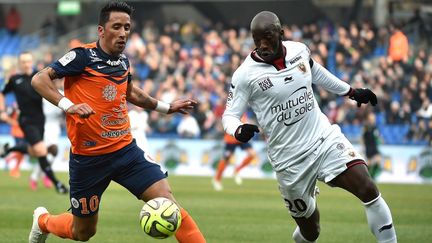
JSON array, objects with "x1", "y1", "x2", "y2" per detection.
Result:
[
  {"x1": 330, "y1": 163, "x2": 397, "y2": 243},
  {"x1": 140, "y1": 179, "x2": 206, "y2": 243},
  {"x1": 72, "y1": 214, "x2": 98, "y2": 241},
  {"x1": 292, "y1": 208, "x2": 320, "y2": 242}
]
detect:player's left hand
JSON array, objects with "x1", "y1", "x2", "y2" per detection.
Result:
[
  {"x1": 168, "y1": 99, "x2": 198, "y2": 114},
  {"x1": 348, "y1": 88, "x2": 378, "y2": 107},
  {"x1": 235, "y1": 124, "x2": 260, "y2": 143}
]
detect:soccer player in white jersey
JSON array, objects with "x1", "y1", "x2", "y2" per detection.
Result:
[
  {"x1": 222, "y1": 11, "x2": 396, "y2": 243},
  {"x1": 30, "y1": 79, "x2": 64, "y2": 189}
]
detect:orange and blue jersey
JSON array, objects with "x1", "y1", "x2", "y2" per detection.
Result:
[{"x1": 50, "y1": 42, "x2": 132, "y2": 155}]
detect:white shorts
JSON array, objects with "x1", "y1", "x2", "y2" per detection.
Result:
[{"x1": 275, "y1": 128, "x2": 364, "y2": 218}]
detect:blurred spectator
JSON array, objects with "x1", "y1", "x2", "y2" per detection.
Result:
[
  {"x1": 388, "y1": 24, "x2": 409, "y2": 62},
  {"x1": 5, "y1": 6, "x2": 21, "y2": 35},
  {"x1": 3, "y1": 15, "x2": 431, "y2": 145},
  {"x1": 417, "y1": 98, "x2": 432, "y2": 119},
  {"x1": 177, "y1": 114, "x2": 200, "y2": 138}
]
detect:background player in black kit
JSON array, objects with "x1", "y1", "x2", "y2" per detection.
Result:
[
  {"x1": 0, "y1": 52, "x2": 68, "y2": 194},
  {"x1": 362, "y1": 113, "x2": 382, "y2": 179}
]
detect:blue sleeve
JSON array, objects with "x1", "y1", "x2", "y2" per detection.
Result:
[{"x1": 49, "y1": 48, "x2": 89, "y2": 77}]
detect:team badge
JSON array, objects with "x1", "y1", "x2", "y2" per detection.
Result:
[
  {"x1": 71, "y1": 198, "x2": 79, "y2": 208},
  {"x1": 102, "y1": 84, "x2": 117, "y2": 101},
  {"x1": 298, "y1": 62, "x2": 307, "y2": 73}
]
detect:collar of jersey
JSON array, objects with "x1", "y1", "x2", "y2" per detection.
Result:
[
  {"x1": 96, "y1": 41, "x2": 122, "y2": 61},
  {"x1": 251, "y1": 44, "x2": 286, "y2": 65}
]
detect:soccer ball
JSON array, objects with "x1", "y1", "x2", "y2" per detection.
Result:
[{"x1": 139, "y1": 197, "x2": 182, "y2": 239}]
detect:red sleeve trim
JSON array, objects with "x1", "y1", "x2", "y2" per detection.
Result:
[{"x1": 346, "y1": 159, "x2": 367, "y2": 168}]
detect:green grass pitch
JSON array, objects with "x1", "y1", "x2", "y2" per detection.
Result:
[{"x1": 1, "y1": 171, "x2": 431, "y2": 242}]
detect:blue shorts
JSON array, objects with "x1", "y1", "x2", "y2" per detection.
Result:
[
  {"x1": 225, "y1": 142, "x2": 252, "y2": 153},
  {"x1": 69, "y1": 140, "x2": 166, "y2": 217}
]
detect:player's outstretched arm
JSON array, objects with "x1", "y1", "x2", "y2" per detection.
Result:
[
  {"x1": 32, "y1": 67, "x2": 65, "y2": 106},
  {"x1": 32, "y1": 67, "x2": 95, "y2": 118},
  {"x1": 126, "y1": 81, "x2": 197, "y2": 114}
]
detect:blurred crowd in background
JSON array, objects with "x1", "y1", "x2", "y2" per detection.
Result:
[{"x1": 1, "y1": 7, "x2": 431, "y2": 146}]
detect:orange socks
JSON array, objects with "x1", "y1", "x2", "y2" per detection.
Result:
[
  {"x1": 175, "y1": 208, "x2": 206, "y2": 243},
  {"x1": 234, "y1": 155, "x2": 253, "y2": 173},
  {"x1": 39, "y1": 213, "x2": 74, "y2": 239},
  {"x1": 215, "y1": 159, "x2": 227, "y2": 181}
]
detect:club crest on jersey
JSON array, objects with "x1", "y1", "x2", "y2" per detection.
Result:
[
  {"x1": 298, "y1": 62, "x2": 307, "y2": 73},
  {"x1": 71, "y1": 198, "x2": 79, "y2": 208},
  {"x1": 258, "y1": 77, "x2": 274, "y2": 91},
  {"x1": 102, "y1": 84, "x2": 117, "y2": 101}
]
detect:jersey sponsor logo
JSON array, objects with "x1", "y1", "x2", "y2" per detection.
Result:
[
  {"x1": 101, "y1": 114, "x2": 128, "y2": 126},
  {"x1": 270, "y1": 86, "x2": 315, "y2": 126},
  {"x1": 102, "y1": 84, "x2": 117, "y2": 101},
  {"x1": 90, "y1": 56, "x2": 103, "y2": 62},
  {"x1": 83, "y1": 141, "x2": 97, "y2": 146},
  {"x1": 258, "y1": 77, "x2": 274, "y2": 91},
  {"x1": 107, "y1": 59, "x2": 122, "y2": 66},
  {"x1": 289, "y1": 56, "x2": 302, "y2": 65},
  {"x1": 59, "y1": 51, "x2": 77, "y2": 66},
  {"x1": 101, "y1": 128, "x2": 130, "y2": 138},
  {"x1": 227, "y1": 91, "x2": 233, "y2": 102},
  {"x1": 298, "y1": 62, "x2": 307, "y2": 73}
]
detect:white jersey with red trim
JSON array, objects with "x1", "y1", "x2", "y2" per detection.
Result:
[{"x1": 222, "y1": 41, "x2": 351, "y2": 172}]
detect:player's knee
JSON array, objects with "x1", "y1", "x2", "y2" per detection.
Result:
[
  {"x1": 47, "y1": 145, "x2": 58, "y2": 156},
  {"x1": 74, "y1": 227, "x2": 97, "y2": 241},
  {"x1": 357, "y1": 179, "x2": 379, "y2": 202}
]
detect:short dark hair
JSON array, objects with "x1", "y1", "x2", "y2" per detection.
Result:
[{"x1": 99, "y1": 1, "x2": 134, "y2": 26}]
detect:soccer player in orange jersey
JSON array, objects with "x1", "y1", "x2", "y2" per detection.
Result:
[
  {"x1": 212, "y1": 114, "x2": 257, "y2": 191},
  {"x1": 28, "y1": 2, "x2": 206, "y2": 242}
]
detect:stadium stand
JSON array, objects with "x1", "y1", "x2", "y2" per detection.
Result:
[{"x1": 0, "y1": 7, "x2": 431, "y2": 146}]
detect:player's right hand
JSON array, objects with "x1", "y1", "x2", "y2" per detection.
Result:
[
  {"x1": 234, "y1": 124, "x2": 259, "y2": 143},
  {"x1": 66, "y1": 103, "x2": 96, "y2": 118}
]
